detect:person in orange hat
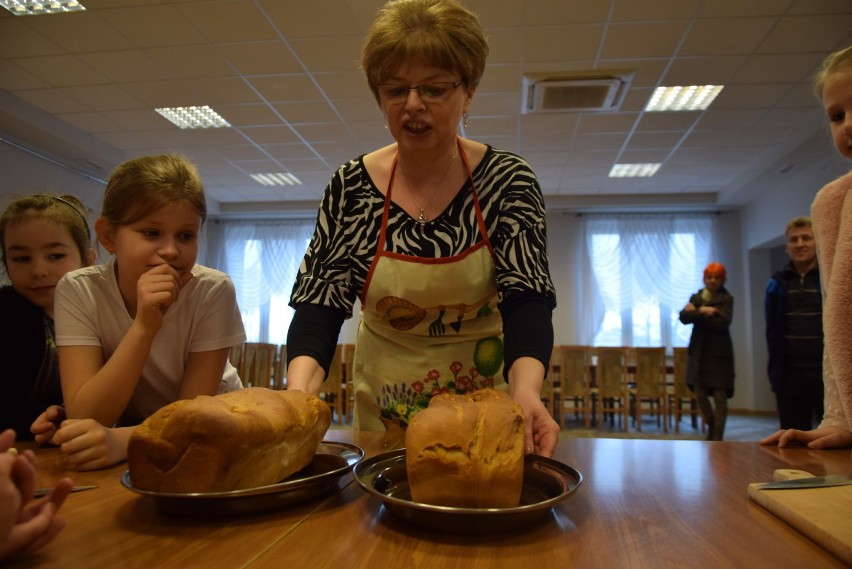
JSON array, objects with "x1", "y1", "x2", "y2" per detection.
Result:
[{"x1": 679, "y1": 262, "x2": 735, "y2": 441}]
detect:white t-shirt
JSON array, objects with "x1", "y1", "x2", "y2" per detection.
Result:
[{"x1": 55, "y1": 258, "x2": 245, "y2": 425}]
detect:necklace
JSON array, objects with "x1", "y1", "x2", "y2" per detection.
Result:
[{"x1": 406, "y1": 149, "x2": 458, "y2": 224}]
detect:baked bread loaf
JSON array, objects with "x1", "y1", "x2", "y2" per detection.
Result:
[
  {"x1": 405, "y1": 388, "x2": 525, "y2": 508},
  {"x1": 127, "y1": 388, "x2": 331, "y2": 493}
]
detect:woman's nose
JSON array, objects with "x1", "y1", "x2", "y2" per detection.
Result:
[{"x1": 404, "y1": 88, "x2": 426, "y2": 109}]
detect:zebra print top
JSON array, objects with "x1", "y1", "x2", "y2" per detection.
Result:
[{"x1": 290, "y1": 145, "x2": 557, "y2": 316}]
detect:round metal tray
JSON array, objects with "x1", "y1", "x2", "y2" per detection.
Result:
[
  {"x1": 121, "y1": 441, "x2": 364, "y2": 516},
  {"x1": 353, "y1": 448, "x2": 583, "y2": 534}
]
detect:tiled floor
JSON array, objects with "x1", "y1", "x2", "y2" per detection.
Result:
[{"x1": 559, "y1": 412, "x2": 783, "y2": 442}]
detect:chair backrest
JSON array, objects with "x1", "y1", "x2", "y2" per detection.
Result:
[
  {"x1": 672, "y1": 347, "x2": 690, "y2": 397},
  {"x1": 632, "y1": 347, "x2": 667, "y2": 397},
  {"x1": 325, "y1": 344, "x2": 343, "y2": 390},
  {"x1": 242, "y1": 343, "x2": 278, "y2": 389},
  {"x1": 594, "y1": 347, "x2": 628, "y2": 397},
  {"x1": 554, "y1": 346, "x2": 591, "y2": 398},
  {"x1": 229, "y1": 343, "x2": 245, "y2": 384},
  {"x1": 341, "y1": 343, "x2": 355, "y2": 384},
  {"x1": 275, "y1": 344, "x2": 287, "y2": 389}
]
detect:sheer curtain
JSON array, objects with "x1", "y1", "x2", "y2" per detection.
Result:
[
  {"x1": 579, "y1": 213, "x2": 719, "y2": 349},
  {"x1": 206, "y1": 219, "x2": 315, "y2": 344}
]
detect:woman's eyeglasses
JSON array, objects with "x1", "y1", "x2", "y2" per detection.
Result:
[{"x1": 377, "y1": 80, "x2": 463, "y2": 103}]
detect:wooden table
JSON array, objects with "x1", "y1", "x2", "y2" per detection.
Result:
[{"x1": 9, "y1": 433, "x2": 851, "y2": 568}]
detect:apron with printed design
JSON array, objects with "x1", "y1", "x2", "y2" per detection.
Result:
[{"x1": 353, "y1": 143, "x2": 506, "y2": 430}]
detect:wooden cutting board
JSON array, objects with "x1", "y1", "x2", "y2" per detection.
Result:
[{"x1": 748, "y1": 469, "x2": 852, "y2": 566}]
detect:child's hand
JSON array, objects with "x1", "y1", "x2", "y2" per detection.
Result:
[
  {"x1": 52, "y1": 420, "x2": 127, "y2": 472},
  {"x1": 0, "y1": 429, "x2": 73, "y2": 560},
  {"x1": 30, "y1": 406, "x2": 67, "y2": 446},
  {"x1": 134, "y1": 263, "x2": 194, "y2": 331}
]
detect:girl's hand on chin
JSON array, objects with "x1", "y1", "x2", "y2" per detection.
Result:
[{"x1": 135, "y1": 264, "x2": 191, "y2": 329}]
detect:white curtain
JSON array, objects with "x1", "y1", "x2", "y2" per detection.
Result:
[
  {"x1": 206, "y1": 219, "x2": 315, "y2": 344},
  {"x1": 580, "y1": 213, "x2": 719, "y2": 349}
]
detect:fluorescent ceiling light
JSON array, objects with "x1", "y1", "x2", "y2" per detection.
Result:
[
  {"x1": 155, "y1": 106, "x2": 230, "y2": 129},
  {"x1": 609, "y1": 163, "x2": 661, "y2": 178},
  {"x1": 250, "y1": 173, "x2": 302, "y2": 186},
  {"x1": 645, "y1": 85, "x2": 723, "y2": 112},
  {"x1": 0, "y1": 0, "x2": 85, "y2": 15}
]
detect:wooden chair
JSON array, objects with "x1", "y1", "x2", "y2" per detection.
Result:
[
  {"x1": 543, "y1": 347, "x2": 558, "y2": 420},
  {"x1": 630, "y1": 347, "x2": 669, "y2": 432},
  {"x1": 551, "y1": 346, "x2": 592, "y2": 428},
  {"x1": 319, "y1": 345, "x2": 345, "y2": 424},
  {"x1": 669, "y1": 347, "x2": 703, "y2": 433},
  {"x1": 241, "y1": 342, "x2": 278, "y2": 389},
  {"x1": 591, "y1": 347, "x2": 629, "y2": 430},
  {"x1": 229, "y1": 343, "x2": 245, "y2": 383},
  {"x1": 274, "y1": 344, "x2": 287, "y2": 390},
  {"x1": 340, "y1": 343, "x2": 356, "y2": 425}
]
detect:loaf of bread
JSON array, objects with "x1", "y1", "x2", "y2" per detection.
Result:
[
  {"x1": 405, "y1": 388, "x2": 525, "y2": 508},
  {"x1": 127, "y1": 388, "x2": 331, "y2": 493}
]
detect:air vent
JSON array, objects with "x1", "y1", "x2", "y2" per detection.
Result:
[{"x1": 522, "y1": 71, "x2": 634, "y2": 114}]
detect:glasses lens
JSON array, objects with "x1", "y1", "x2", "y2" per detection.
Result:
[
  {"x1": 379, "y1": 82, "x2": 458, "y2": 102},
  {"x1": 421, "y1": 83, "x2": 452, "y2": 99}
]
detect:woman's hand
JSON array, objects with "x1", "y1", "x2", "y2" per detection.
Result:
[
  {"x1": 52, "y1": 420, "x2": 129, "y2": 471},
  {"x1": 760, "y1": 425, "x2": 852, "y2": 449},
  {"x1": 30, "y1": 406, "x2": 67, "y2": 446},
  {"x1": 507, "y1": 358, "x2": 560, "y2": 458},
  {"x1": 510, "y1": 385, "x2": 559, "y2": 458},
  {"x1": 0, "y1": 429, "x2": 73, "y2": 561},
  {"x1": 698, "y1": 306, "x2": 718, "y2": 317}
]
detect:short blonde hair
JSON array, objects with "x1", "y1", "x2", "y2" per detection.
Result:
[
  {"x1": 812, "y1": 45, "x2": 852, "y2": 98},
  {"x1": 101, "y1": 154, "x2": 206, "y2": 227},
  {"x1": 361, "y1": 0, "x2": 489, "y2": 102},
  {"x1": 784, "y1": 216, "x2": 813, "y2": 237}
]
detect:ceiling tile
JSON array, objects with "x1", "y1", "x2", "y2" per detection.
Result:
[
  {"x1": 179, "y1": 0, "x2": 279, "y2": 43},
  {"x1": 98, "y1": 4, "x2": 206, "y2": 47},
  {"x1": 216, "y1": 42, "x2": 302, "y2": 76},
  {"x1": 601, "y1": 21, "x2": 690, "y2": 59},
  {"x1": 13, "y1": 54, "x2": 109, "y2": 87}
]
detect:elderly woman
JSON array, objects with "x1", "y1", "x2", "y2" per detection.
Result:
[
  {"x1": 285, "y1": 0, "x2": 559, "y2": 456},
  {"x1": 679, "y1": 262, "x2": 735, "y2": 441}
]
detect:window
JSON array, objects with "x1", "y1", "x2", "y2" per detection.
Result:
[
  {"x1": 583, "y1": 214, "x2": 718, "y2": 349},
  {"x1": 208, "y1": 220, "x2": 314, "y2": 344}
]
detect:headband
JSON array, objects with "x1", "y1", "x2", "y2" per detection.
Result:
[{"x1": 51, "y1": 196, "x2": 91, "y2": 239}]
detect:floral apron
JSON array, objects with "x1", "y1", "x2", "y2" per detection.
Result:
[{"x1": 353, "y1": 143, "x2": 506, "y2": 430}]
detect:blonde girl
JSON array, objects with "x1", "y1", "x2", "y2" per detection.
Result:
[
  {"x1": 47, "y1": 154, "x2": 245, "y2": 470},
  {"x1": 0, "y1": 194, "x2": 94, "y2": 439},
  {"x1": 762, "y1": 45, "x2": 852, "y2": 449}
]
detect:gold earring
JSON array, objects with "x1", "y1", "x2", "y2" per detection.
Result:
[{"x1": 463, "y1": 112, "x2": 469, "y2": 128}]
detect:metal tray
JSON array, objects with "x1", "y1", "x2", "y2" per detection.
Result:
[
  {"x1": 121, "y1": 441, "x2": 364, "y2": 516},
  {"x1": 353, "y1": 448, "x2": 583, "y2": 534}
]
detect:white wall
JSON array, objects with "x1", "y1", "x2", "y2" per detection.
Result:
[
  {"x1": 739, "y1": 148, "x2": 849, "y2": 413},
  {"x1": 0, "y1": 142, "x2": 104, "y2": 212},
  {"x1": 1, "y1": 140, "x2": 821, "y2": 414}
]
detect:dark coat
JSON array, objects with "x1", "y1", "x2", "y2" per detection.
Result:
[
  {"x1": 764, "y1": 261, "x2": 822, "y2": 393},
  {"x1": 678, "y1": 286, "x2": 735, "y2": 397},
  {"x1": 0, "y1": 286, "x2": 62, "y2": 439}
]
